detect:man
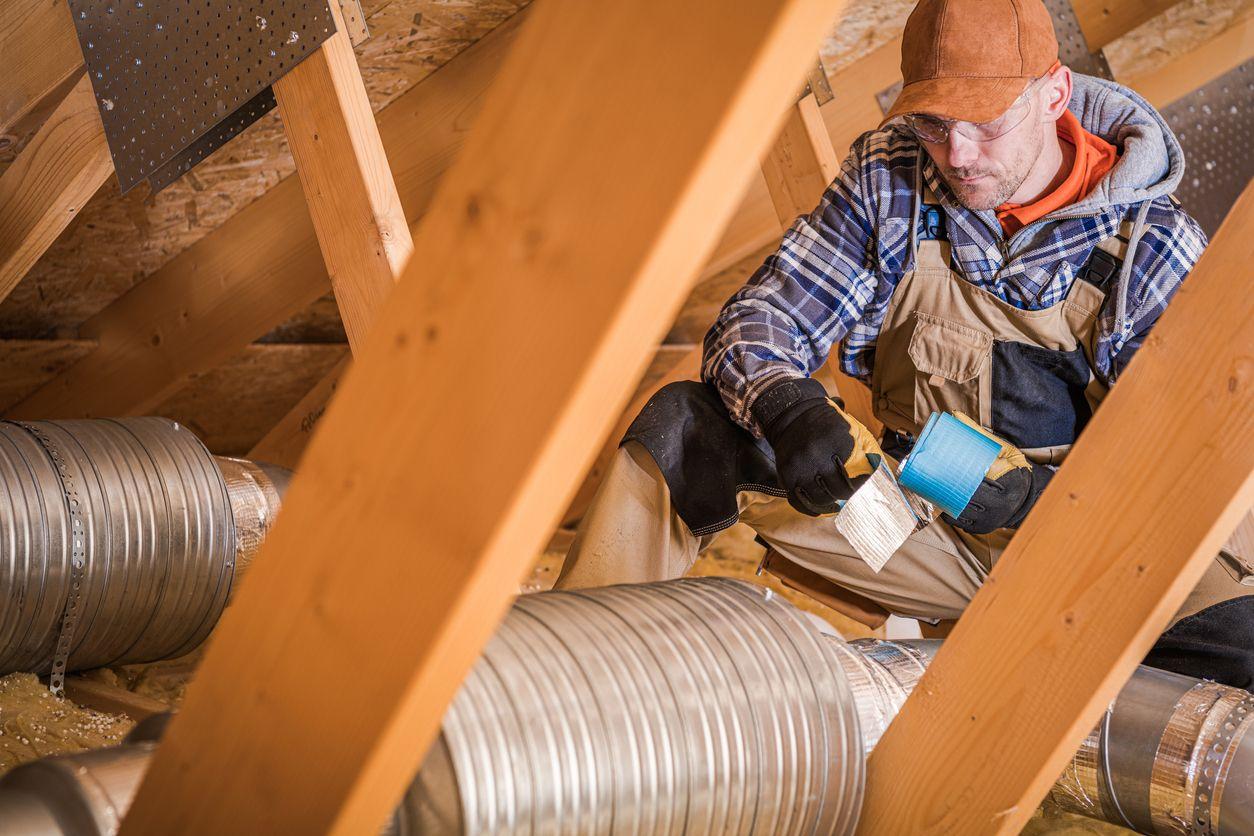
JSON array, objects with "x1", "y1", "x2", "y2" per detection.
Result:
[{"x1": 557, "y1": 0, "x2": 1253, "y2": 685}]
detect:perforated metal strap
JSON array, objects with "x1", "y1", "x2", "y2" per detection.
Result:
[
  {"x1": 7, "y1": 422, "x2": 87, "y2": 697},
  {"x1": 1192, "y1": 693, "x2": 1254, "y2": 834}
]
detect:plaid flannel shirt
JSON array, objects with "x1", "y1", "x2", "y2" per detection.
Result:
[{"x1": 703, "y1": 127, "x2": 1208, "y2": 434}]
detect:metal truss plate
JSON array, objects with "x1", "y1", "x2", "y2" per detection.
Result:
[
  {"x1": 67, "y1": 0, "x2": 337, "y2": 193},
  {"x1": 1161, "y1": 61, "x2": 1253, "y2": 238}
]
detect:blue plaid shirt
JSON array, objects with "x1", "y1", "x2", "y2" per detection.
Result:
[{"x1": 703, "y1": 127, "x2": 1207, "y2": 434}]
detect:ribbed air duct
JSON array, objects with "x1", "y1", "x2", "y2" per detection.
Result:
[
  {"x1": 0, "y1": 580, "x2": 1251, "y2": 835},
  {"x1": 0, "y1": 418, "x2": 286, "y2": 691}
]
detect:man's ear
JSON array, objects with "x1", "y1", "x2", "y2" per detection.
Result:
[{"x1": 1041, "y1": 65, "x2": 1072, "y2": 123}]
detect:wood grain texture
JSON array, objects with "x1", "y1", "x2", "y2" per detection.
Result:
[
  {"x1": 275, "y1": 0, "x2": 412, "y2": 351},
  {"x1": 154, "y1": 343, "x2": 348, "y2": 456},
  {"x1": 0, "y1": 338, "x2": 96, "y2": 410},
  {"x1": 6, "y1": 11, "x2": 529, "y2": 420},
  {"x1": 0, "y1": 75, "x2": 112, "y2": 307},
  {"x1": 859, "y1": 182, "x2": 1254, "y2": 835},
  {"x1": 120, "y1": 0, "x2": 848, "y2": 831},
  {"x1": 0, "y1": 0, "x2": 82, "y2": 137},
  {"x1": 246, "y1": 355, "x2": 350, "y2": 468},
  {"x1": 62, "y1": 676, "x2": 169, "y2": 722},
  {"x1": 1072, "y1": 0, "x2": 1184, "y2": 50}
]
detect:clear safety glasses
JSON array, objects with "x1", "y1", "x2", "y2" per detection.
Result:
[{"x1": 904, "y1": 77, "x2": 1045, "y2": 144}]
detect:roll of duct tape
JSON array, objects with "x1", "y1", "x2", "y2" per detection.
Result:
[{"x1": 898, "y1": 412, "x2": 1002, "y2": 518}]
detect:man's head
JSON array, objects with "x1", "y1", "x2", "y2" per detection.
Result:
[{"x1": 883, "y1": 0, "x2": 1071, "y2": 210}]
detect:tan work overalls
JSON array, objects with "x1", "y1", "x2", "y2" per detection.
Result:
[
  {"x1": 767, "y1": 166, "x2": 1249, "y2": 625},
  {"x1": 556, "y1": 166, "x2": 1249, "y2": 628}
]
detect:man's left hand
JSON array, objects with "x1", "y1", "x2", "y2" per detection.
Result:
[{"x1": 942, "y1": 413, "x2": 1054, "y2": 535}]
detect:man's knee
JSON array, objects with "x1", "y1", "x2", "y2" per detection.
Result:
[{"x1": 1144, "y1": 595, "x2": 1254, "y2": 689}]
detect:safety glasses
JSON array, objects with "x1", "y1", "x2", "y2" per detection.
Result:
[{"x1": 904, "y1": 77, "x2": 1044, "y2": 144}]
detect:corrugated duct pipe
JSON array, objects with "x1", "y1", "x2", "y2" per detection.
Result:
[
  {"x1": 1, "y1": 579, "x2": 1251, "y2": 834},
  {"x1": 0, "y1": 418, "x2": 286, "y2": 692}
]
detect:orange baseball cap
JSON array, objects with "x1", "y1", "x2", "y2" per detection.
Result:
[{"x1": 881, "y1": 0, "x2": 1060, "y2": 127}]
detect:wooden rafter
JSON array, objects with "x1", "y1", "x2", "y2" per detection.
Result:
[
  {"x1": 0, "y1": 0, "x2": 82, "y2": 137},
  {"x1": 0, "y1": 74, "x2": 113, "y2": 307},
  {"x1": 275, "y1": 0, "x2": 412, "y2": 352},
  {"x1": 1072, "y1": 0, "x2": 1184, "y2": 51},
  {"x1": 859, "y1": 181, "x2": 1254, "y2": 835},
  {"x1": 1123, "y1": 3, "x2": 1254, "y2": 109},
  {"x1": 120, "y1": 0, "x2": 848, "y2": 831}
]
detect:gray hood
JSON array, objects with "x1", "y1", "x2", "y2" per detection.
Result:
[{"x1": 1066, "y1": 72, "x2": 1185, "y2": 212}]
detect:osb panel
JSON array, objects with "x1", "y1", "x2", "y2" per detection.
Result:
[
  {"x1": 0, "y1": 339, "x2": 96, "y2": 411},
  {"x1": 153, "y1": 343, "x2": 347, "y2": 456},
  {"x1": 1103, "y1": 0, "x2": 1252, "y2": 80},
  {"x1": 0, "y1": 0, "x2": 529, "y2": 338}
]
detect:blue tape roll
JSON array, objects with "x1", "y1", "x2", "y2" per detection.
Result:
[{"x1": 898, "y1": 412, "x2": 1003, "y2": 518}]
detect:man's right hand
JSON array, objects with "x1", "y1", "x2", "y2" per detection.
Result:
[{"x1": 752, "y1": 377, "x2": 880, "y2": 516}]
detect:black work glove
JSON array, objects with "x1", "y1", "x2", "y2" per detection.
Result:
[
  {"x1": 941, "y1": 413, "x2": 1054, "y2": 535},
  {"x1": 752, "y1": 377, "x2": 880, "y2": 516}
]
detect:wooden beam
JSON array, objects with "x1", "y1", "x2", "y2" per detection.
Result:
[
  {"x1": 859, "y1": 181, "x2": 1254, "y2": 835},
  {"x1": 821, "y1": 37, "x2": 902, "y2": 158},
  {"x1": 6, "y1": 11, "x2": 529, "y2": 421},
  {"x1": 1072, "y1": 0, "x2": 1183, "y2": 50},
  {"x1": 275, "y1": 0, "x2": 412, "y2": 352},
  {"x1": 62, "y1": 676, "x2": 169, "y2": 722},
  {"x1": 121, "y1": 0, "x2": 847, "y2": 831},
  {"x1": 0, "y1": 0, "x2": 82, "y2": 136},
  {"x1": 762, "y1": 89, "x2": 882, "y2": 434},
  {"x1": 0, "y1": 74, "x2": 113, "y2": 307},
  {"x1": 247, "y1": 355, "x2": 349, "y2": 467},
  {"x1": 248, "y1": 175, "x2": 779, "y2": 471},
  {"x1": 1124, "y1": 6, "x2": 1254, "y2": 109}
]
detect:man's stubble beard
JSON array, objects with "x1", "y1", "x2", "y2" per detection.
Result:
[{"x1": 940, "y1": 128, "x2": 1044, "y2": 211}]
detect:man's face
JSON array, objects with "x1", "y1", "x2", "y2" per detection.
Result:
[{"x1": 918, "y1": 90, "x2": 1046, "y2": 211}]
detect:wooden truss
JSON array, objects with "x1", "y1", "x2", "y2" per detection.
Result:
[{"x1": 0, "y1": 0, "x2": 1248, "y2": 832}]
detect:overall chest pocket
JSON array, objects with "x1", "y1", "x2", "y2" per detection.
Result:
[{"x1": 907, "y1": 313, "x2": 993, "y2": 426}]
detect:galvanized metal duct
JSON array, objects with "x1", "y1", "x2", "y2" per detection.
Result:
[
  {"x1": 1, "y1": 581, "x2": 1252, "y2": 835},
  {"x1": 0, "y1": 579, "x2": 867, "y2": 835},
  {"x1": 437, "y1": 578, "x2": 865, "y2": 834},
  {"x1": 0, "y1": 419, "x2": 288, "y2": 688},
  {"x1": 831, "y1": 637, "x2": 1254, "y2": 835}
]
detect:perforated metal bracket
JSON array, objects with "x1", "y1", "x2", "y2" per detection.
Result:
[
  {"x1": 66, "y1": 0, "x2": 338, "y2": 194},
  {"x1": 1162, "y1": 61, "x2": 1253, "y2": 238},
  {"x1": 1042, "y1": 0, "x2": 1113, "y2": 80}
]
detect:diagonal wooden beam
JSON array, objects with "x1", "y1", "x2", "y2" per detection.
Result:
[
  {"x1": 0, "y1": 0, "x2": 82, "y2": 137},
  {"x1": 0, "y1": 74, "x2": 113, "y2": 307},
  {"x1": 858, "y1": 181, "x2": 1254, "y2": 835},
  {"x1": 1072, "y1": 0, "x2": 1184, "y2": 51},
  {"x1": 120, "y1": 0, "x2": 848, "y2": 831},
  {"x1": 275, "y1": 0, "x2": 412, "y2": 352}
]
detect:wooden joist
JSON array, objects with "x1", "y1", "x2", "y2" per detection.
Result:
[
  {"x1": 1072, "y1": 0, "x2": 1184, "y2": 51},
  {"x1": 275, "y1": 0, "x2": 412, "y2": 352},
  {"x1": 247, "y1": 355, "x2": 349, "y2": 467},
  {"x1": 0, "y1": 75, "x2": 113, "y2": 307},
  {"x1": 859, "y1": 182, "x2": 1254, "y2": 835},
  {"x1": 0, "y1": 0, "x2": 82, "y2": 136},
  {"x1": 120, "y1": 0, "x2": 848, "y2": 831}
]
